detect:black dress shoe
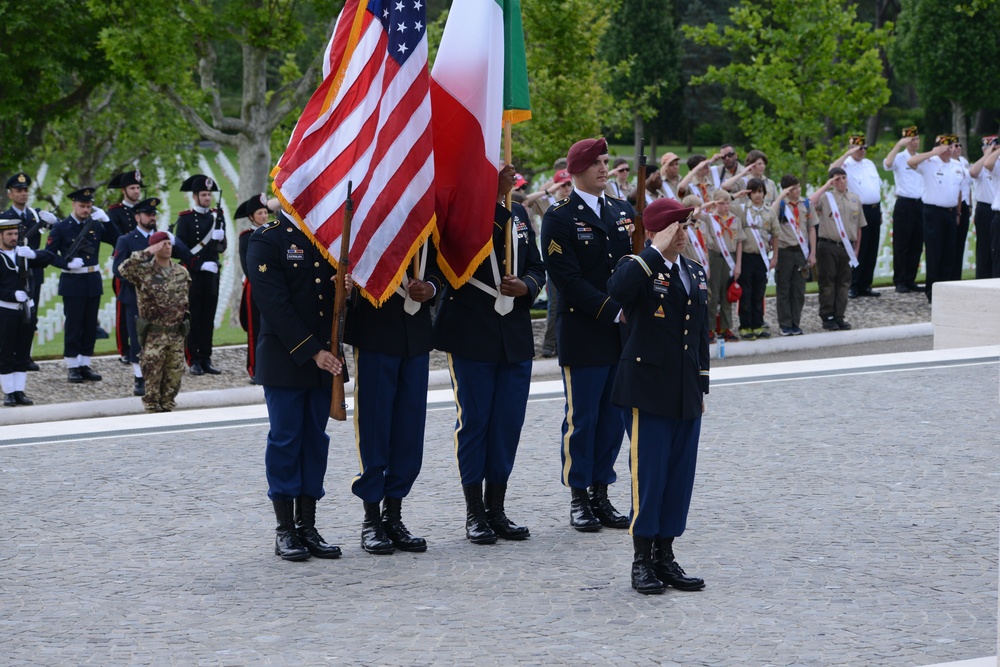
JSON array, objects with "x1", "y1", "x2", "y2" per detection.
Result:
[
  {"x1": 484, "y1": 482, "x2": 530, "y2": 540},
  {"x1": 189, "y1": 362, "x2": 205, "y2": 376},
  {"x1": 202, "y1": 361, "x2": 222, "y2": 375},
  {"x1": 360, "y1": 501, "x2": 395, "y2": 554},
  {"x1": 294, "y1": 496, "x2": 341, "y2": 558},
  {"x1": 857, "y1": 288, "x2": 880, "y2": 297},
  {"x1": 847, "y1": 288, "x2": 858, "y2": 299},
  {"x1": 67, "y1": 368, "x2": 84, "y2": 383},
  {"x1": 631, "y1": 537, "x2": 665, "y2": 595},
  {"x1": 26, "y1": 361, "x2": 40, "y2": 372},
  {"x1": 895, "y1": 284, "x2": 911, "y2": 294},
  {"x1": 653, "y1": 538, "x2": 705, "y2": 591},
  {"x1": 462, "y1": 482, "x2": 497, "y2": 544},
  {"x1": 134, "y1": 377, "x2": 145, "y2": 396},
  {"x1": 382, "y1": 497, "x2": 428, "y2": 552},
  {"x1": 3, "y1": 394, "x2": 16, "y2": 407},
  {"x1": 79, "y1": 366, "x2": 102, "y2": 381},
  {"x1": 589, "y1": 482, "x2": 629, "y2": 529},
  {"x1": 907, "y1": 282, "x2": 925, "y2": 292},
  {"x1": 836, "y1": 319, "x2": 852, "y2": 330},
  {"x1": 570, "y1": 487, "x2": 601, "y2": 532},
  {"x1": 14, "y1": 391, "x2": 33, "y2": 406},
  {"x1": 272, "y1": 499, "x2": 311, "y2": 561}
]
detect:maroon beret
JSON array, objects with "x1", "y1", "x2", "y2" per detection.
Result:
[
  {"x1": 566, "y1": 138, "x2": 608, "y2": 174},
  {"x1": 148, "y1": 231, "x2": 170, "y2": 246},
  {"x1": 644, "y1": 198, "x2": 694, "y2": 232}
]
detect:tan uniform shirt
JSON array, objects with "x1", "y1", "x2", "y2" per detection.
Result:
[
  {"x1": 814, "y1": 189, "x2": 865, "y2": 242},
  {"x1": 737, "y1": 203, "x2": 780, "y2": 255},
  {"x1": 700, "y1": 213, "x2": 743, "y2": 255},
  {"x1": 775, "y1": 199, "x2": 818, "y2": 249}
]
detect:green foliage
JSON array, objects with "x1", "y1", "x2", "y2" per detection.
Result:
[{"x1": 685, "y1": 0, "x2": 892, "y2": 184}]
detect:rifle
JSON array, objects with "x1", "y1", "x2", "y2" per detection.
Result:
[
  {"x1": 329, "y1": 182, "x2": 353, "y2": 421},
  {"x1": 16, "y1": 213, "x2": 39, "y2": 324},
  {"x1": 210, "y1": 190, "x2": 225, "y2": 255},
  {"x1": 632, "y1": 138, "x2": 647, "y2": 253},
  {"x1": 63, "y1": 216, "x2": 99, "y2": 262}
]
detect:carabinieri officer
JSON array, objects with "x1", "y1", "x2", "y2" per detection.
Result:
[
  {"x1": 435, "y1": 165, "x2": 545, "y2": 544},
  {"x1": 540, "y1": 137, "x2": 635, "y2": 533},
  {"x1": 608, "y1": 197, "x2": 710, "y2": 595}
]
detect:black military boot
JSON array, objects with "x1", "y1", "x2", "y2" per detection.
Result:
[
  {"x1": 14, "y1": 391, "x2": 33, "y2": 406},
  {"x1": 462, "y1": 482, "x2": 497, "y2": 544},
  {"x1": 134, "y1": 377, "x2": 145, "y2": 397},
  {"x1": 67, "y1": 367, "x2": 84, "y2": 383},
  {"x1": 294, "y1": 496, "x2": 341, "y2": 559},
  {"x1": 78, "y1": 366, "x2": 102, "y2": 381},
  {"x1": 570, "y1": 487, "x2": 601, "y2": 532},
  {"x1": 360, "y1": 501, "x2": 394, "y2": 554},
  {"x1": 3, "y1": 393, "x2": 16, "y2": 407},
  {"x1": 484, "y1": 482, "x2": 529, "y2": 540},
  {"x1": 652, "y1": 537, "x2": 705, "y2": 591},
  {"x1": 631, "y1": 536, "x2": 666, "y2": 594},
  {"x1": 272, "y1": 499, "x2": 310, "y2": 561},
  {"x1": 189, "y1": 362, "x2": 205, "y2": 376},
  {"x1": 381, "y1": 497, "x2": 427, "y2": 552},
  {"x1": 589, "y1": 482, "x2": 630, "y2": 528}
]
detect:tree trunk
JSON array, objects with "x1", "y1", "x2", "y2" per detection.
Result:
[{"x1": 951, "y1": 100, "x2": 967, "y2": 148}]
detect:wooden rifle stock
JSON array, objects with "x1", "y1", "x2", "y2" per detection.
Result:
[
  {"x1": 631, "y1": 140, "x2": 647, "y2": 253},
  {"x1": 329, "y1": 182, "x2": 353, "y2": 421}
]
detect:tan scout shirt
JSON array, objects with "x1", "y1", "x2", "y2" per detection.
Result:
[
  {"x1": 737, "y1": 203, "x2": 780, "y2": 255},
  {"x1": 814, "y1": 189, "x2": 865, "y2": 242},
  {"x1": 701, "y1": 213, "x2": 743, "y2": 255},
  {"x1": 775, "y1": 199, "x2": 818, "y2": 249}
]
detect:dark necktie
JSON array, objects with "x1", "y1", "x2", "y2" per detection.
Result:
[
  {"x1": 597, "y1": 196, "x2": 605, "y2": 220},
  {"x1": 671, "y1": 261, "x2": 685, "y2": 294}
]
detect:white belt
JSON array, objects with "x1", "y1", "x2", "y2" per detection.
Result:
[
  {"x1": 62, "y1": 266, "x2": 101, "y2": 274},
  {"x1": 0, "y1": 301, "x2": 21, "y2": 310}
]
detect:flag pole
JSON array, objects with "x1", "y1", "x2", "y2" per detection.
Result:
[
  {"x1": 330, "y1": 181, "x2": 354, "y2": 421},
  {"x1": 503, "y1": 119, "x2": 513, "y2": 274}
]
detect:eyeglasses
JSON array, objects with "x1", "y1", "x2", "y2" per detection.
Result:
[
  {"x1": 620, "y1": 166, "x2": 630, "y2": 172},
  {"x1": 722, "y1": 152, "x2": 736, "y2": 159}
]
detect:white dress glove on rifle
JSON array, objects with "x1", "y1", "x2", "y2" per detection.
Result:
[
  {"x1": 211, "y1": 228, "x2": 225, "y2": 241},
  {"x1": 91, "y1": 207, "x2": 110, "y2": 223},
  {"x1": 201, "y1": 261, "x2": 219, "y2": 274},
  {"x1": 14, "y1": 290, "x2": 28, "y2": 303},
  {"x1": 67, "y1": 257, "x2": 85, "y2": 270},
  {"x1": 16, "y1": 246, "x2": 36, "y2": 259},
  {"x1": 38, "y1": 210, "x2": 57, "y2": 225}
]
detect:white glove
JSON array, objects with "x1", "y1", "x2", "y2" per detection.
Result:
[
  {"x1": 210, "y1": 228, "x2": 225, "y2": 241},
  {"x1": 14, "y1": 290, "x2": 28, "y2": 303},
  {"x1": 15, "y1": 246, "x2": 36, "y2": 259},
  {"x1": 201, "y1": 261, "x2": 219, "y2": 274},
  {"x1": 67, "y1": 257, "x2": 85, "y2": 270},
  {"x1": 38, "y1": 210, "x2": 57, "y2": 225},
  {"x1": 91, "y1": 207, "x2": 110, "y2": 223}
]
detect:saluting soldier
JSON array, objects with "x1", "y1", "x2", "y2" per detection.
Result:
[
  {"x1": 0, "y1": 211, "x2": 54, "y2": 405},
  {"x1": 113, "y1": 198, "x2": 192, "y2": 396},
  {"x1": 107, "y1": 170, "x2": 145, "y2": 361},
  {"x1": 607, "y1": 198, "x2": 709, "y2": 595},
  {"x1": 117, "y1": 231, "x2": 191, "y2": 413},
  {"x1": 174, "y1": 174, "x2": 226, "y2": 375},
  {"x1": 830, "y1": 135, "x2": 884, "y2": 299},
  {"x1": 541, "y1": 137, "x2": 634, "y2": 533},
  {"x1": 435, "y1": 164, "x2": 545, "y2": 545},
  {"x1": 882, "y1": 127, "x2": 925, "y2": 292},
  {"x1": 236, "y1": 194, "x2": 273, "y2": 383},
  {"x1": 246, "y1": 211, "x2": 343, "y2": 563},
  {"x1": 46, "y1": 187, "x2": 118, "y2": 383}
]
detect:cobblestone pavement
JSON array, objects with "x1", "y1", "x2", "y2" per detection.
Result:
[{"x1": 2, "y1": 357, "x2": 998, "y2": 666}]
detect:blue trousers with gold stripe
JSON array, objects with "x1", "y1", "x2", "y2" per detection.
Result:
[
  {"x1": 351, "y1": 348, "x2": 428, "y2": 503},
  {"x1": 626, "y1": 408, "x2": 701, "y2": 538},
  {"x1": 447, "y1": 354, "x2": 531, "y2": 486},
  {"x1": 263, "y1": 385, "x2": 331, "y2": 501},
  {"x1": 560, "y1": 364, "x2": 625, "y2": 489}
]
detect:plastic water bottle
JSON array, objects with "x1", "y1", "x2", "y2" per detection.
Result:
[{"x1": 718, "y1": 336, "x2": 725, "y2": 359}]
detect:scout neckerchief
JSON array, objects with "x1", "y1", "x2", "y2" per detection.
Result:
[
  {"x1": 394, "y1": 241, "x2": 430, "y2": 315},
  {"x1": 467, "y1": 215, "x2": 520, "y2": 316},
  {"x1": 708, "y1": 214, "x2": 737, "y2": 273},
  {"x1": 745, "y1": 204, "x2": 771, "y2": 267},
  {"x1": 695, "y1": 182, "x2": 709, "y2": 203},
  {"x1": 823, "y1": 192, "x2": 860, "y2": 268},
  {"x1": 685, "y1": 224, "x2": 709, "y2": 273},
  {"x1": 782, "y1": 201, "x2": 811, "y2": 258}
]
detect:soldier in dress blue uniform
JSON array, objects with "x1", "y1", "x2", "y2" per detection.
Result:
[
  {"x1": 5, "y1": 172, "x2": 57, "y2": 372},
  {"x1": 435, "y1": 165, "x2": 546, "y2": 545},
  {"x1": 345, "y1": 242, "x2": 442, "y2": 554},
  {"x1": 107, "y1": 170, "x2": 145, "y2": 361},
  {"x1": 112, "y1": 198, "x2": 193, "y2": 396},
  {"x1": 0, "y1": 211, "x2": 54, "y2": 405},
  {"x1": 540, "y1": 137, "x2": 635, "y2": 533},
  {"x1": 173, "y1": 174, "x2": 227, "y2": 376},
  {"x1": 236, "y1": 195, "x2": 273, "y2": 383},
  {"x1": 607, "y1": 198, "x2": 710, "y2": 595},
  {"x1": 46, "y1": 187, "x2": 119, "y2": 383},
  {"x1": 246, "y1": 211, "x2": 344, "y2": 562}
]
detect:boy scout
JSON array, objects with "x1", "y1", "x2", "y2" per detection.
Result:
[
  {"x1": 810, "y1": 168, "x2": 865, "y2": 329},
  {"x1": 773, "y1": 175, "x2": 818, "y2": 336}
]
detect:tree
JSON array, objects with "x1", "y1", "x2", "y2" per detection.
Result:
[
  {"x1": 685, "y1": 0, "x2": 892, "y2": 183},
  {"x1": 890, "y1": 0, "x2": 1000, "y2": 146}
]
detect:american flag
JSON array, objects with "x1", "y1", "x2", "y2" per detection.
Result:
[{"x1": 271, "y1": 0, "x2": 434, "y2": 305}]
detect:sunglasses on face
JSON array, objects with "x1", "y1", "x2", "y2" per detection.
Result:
[{"x1": 722, "y1": 152, "x2": 736, "y2": 159}]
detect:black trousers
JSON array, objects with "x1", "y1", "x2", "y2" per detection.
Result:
[
  {"x1": 851, "y1": 203, "x2": 881, "y2": 292},
  {"x1": 124, "y1": 303, "x2": 141, "y2": 364},
  {"x1": 951, "y1": 201, "x2": 971, "y2": 281},
  {"x1": 923, "y1": 204, "x2": 957, "y2": 301},
  {"x1": 974, "y1": 202, "x2": 994, "y2": 279},
  {"x1": 0, "y1": 308, "x2": 35, "y2": 374},
  {"x1": 737, "y1": 253, "x2": 767, "y2": 329},
  {"x1": 187, "y1": 271, "x2": 219, "y2": 365},
  {"x1": 63, "y1": 295, "x2": 101, "y2": 359},
  {"x1": 892, "y1": 196, "x2": 923, "y2": 286},
  {"x1": 991, "y1": 211, "x2": 1000, "y2": 279}
]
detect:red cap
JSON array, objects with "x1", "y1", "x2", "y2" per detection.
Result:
[
  {"x1": 643, "y1": 198, "x2": 694, "y2": 232},
  {"x1": 566, "y1": 138, "x2": 608, "y2": 174},
  {"x1": 553, "y1": 169, "x2": 572, "y2": 185},
  {"x1": 727, "y1": 280, "x2": 743, "y2": 304},
  {"x1": 514, "y1": 173, "x2": 528, "y2": 189},
  {"x1": 148, "y1": 231, "x2": 170, "y2": 246}
]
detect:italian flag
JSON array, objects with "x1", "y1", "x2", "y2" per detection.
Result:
[{"x1": 430, "y1": 0, "x2": 531, "y2": 288}]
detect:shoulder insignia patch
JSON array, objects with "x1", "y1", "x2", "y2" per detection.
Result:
[
  {"x1": 552, "y1": 198, "x2": 570, "y2": 210},
  {"x1": 177, "y1": 209, "x2": 193, "y2": 216},
  {"x1": 654, "y1": 305, "x2": 665, "y2": 318},
  {"x1": 259, "y1": 221, "x2": 279, "y2": 233},
  {"x1": 258, "y1": 264, "x2": 267, "y2": 273},
  {"x1": 547, "y1": 239, "x2": 563, "y2": 255}
]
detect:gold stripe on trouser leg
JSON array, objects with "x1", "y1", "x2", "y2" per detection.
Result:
[
  {"x1": 628, "y1": 407, "x2": 640, "y2": 536},
  {"x1": 560, "y1": 366, "x2": 575, "y2": 486},
  {"x1": 446, "y1": 352, "x2": 466, "y2": 479},
  {"x1": 350, "y1": 347, "x2": 364, "y2": 486}
]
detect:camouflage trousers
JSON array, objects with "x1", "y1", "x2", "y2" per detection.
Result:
[{"x1": 140, "y1": 331, "x2": 185, "y2": 413}]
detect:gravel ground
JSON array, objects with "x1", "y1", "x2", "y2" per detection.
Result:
[{"x1": 18, "y1": 285, "x2": 931, "y2": 407}]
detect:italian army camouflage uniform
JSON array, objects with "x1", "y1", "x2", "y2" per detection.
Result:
[{"x1": 118, "y1": 250, "x2": 191, "y2": 412}]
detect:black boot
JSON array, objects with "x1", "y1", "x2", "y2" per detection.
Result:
[
  {"x1": 67, "y1": 367, "x2": 84, "y2": 383},
  {"x1": 381, "y1": 497, "x2": 427, "y2": 552},
  {"x1": 294, "y1": 496, "x2": 341, "y2": 559},
  {"x1": 360, "y1": 501, "x2": 394, "y2": 554},
  {"x1": 78, "y1": 366, "x2": 102, "y2": 381},
  {"x1": 631, "y1": 536, "x2": 666, "y2": 594},
  {"x1": 3, "y1": 393, "x2": 15, "y2": 407},
  {"x1": 14, "y1": 391, "x2": 33, "y2": 406},
  {"x1": 484, "y1": 482, "x2": 529, "y2": 540},
  {"x1": 133, "y1": 377, "x2": 145, "y2": 397},
  {"x1": 652, "y1": 537, "x2": 705, "y2": 591},
  {"x1": 462, "y1": 482, "x2": 497, "y2": 544},
  {"x1": 570, "y1": 487, "x2": 601, "y2": 532},
  {"x1": 589, "y1": 482, "x2": 630, "y2": 528},
  {"x1": 272, "y1": 499, "x2": 310, "y2": 561}
]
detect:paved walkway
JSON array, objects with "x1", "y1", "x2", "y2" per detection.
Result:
[{"x1": 2, "y1": 347, "x2": 998, "y2": 666}]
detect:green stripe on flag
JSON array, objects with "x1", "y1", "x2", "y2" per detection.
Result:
[{"x1": 502, "y1": 0, "x2": 531, "y2": 124}]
